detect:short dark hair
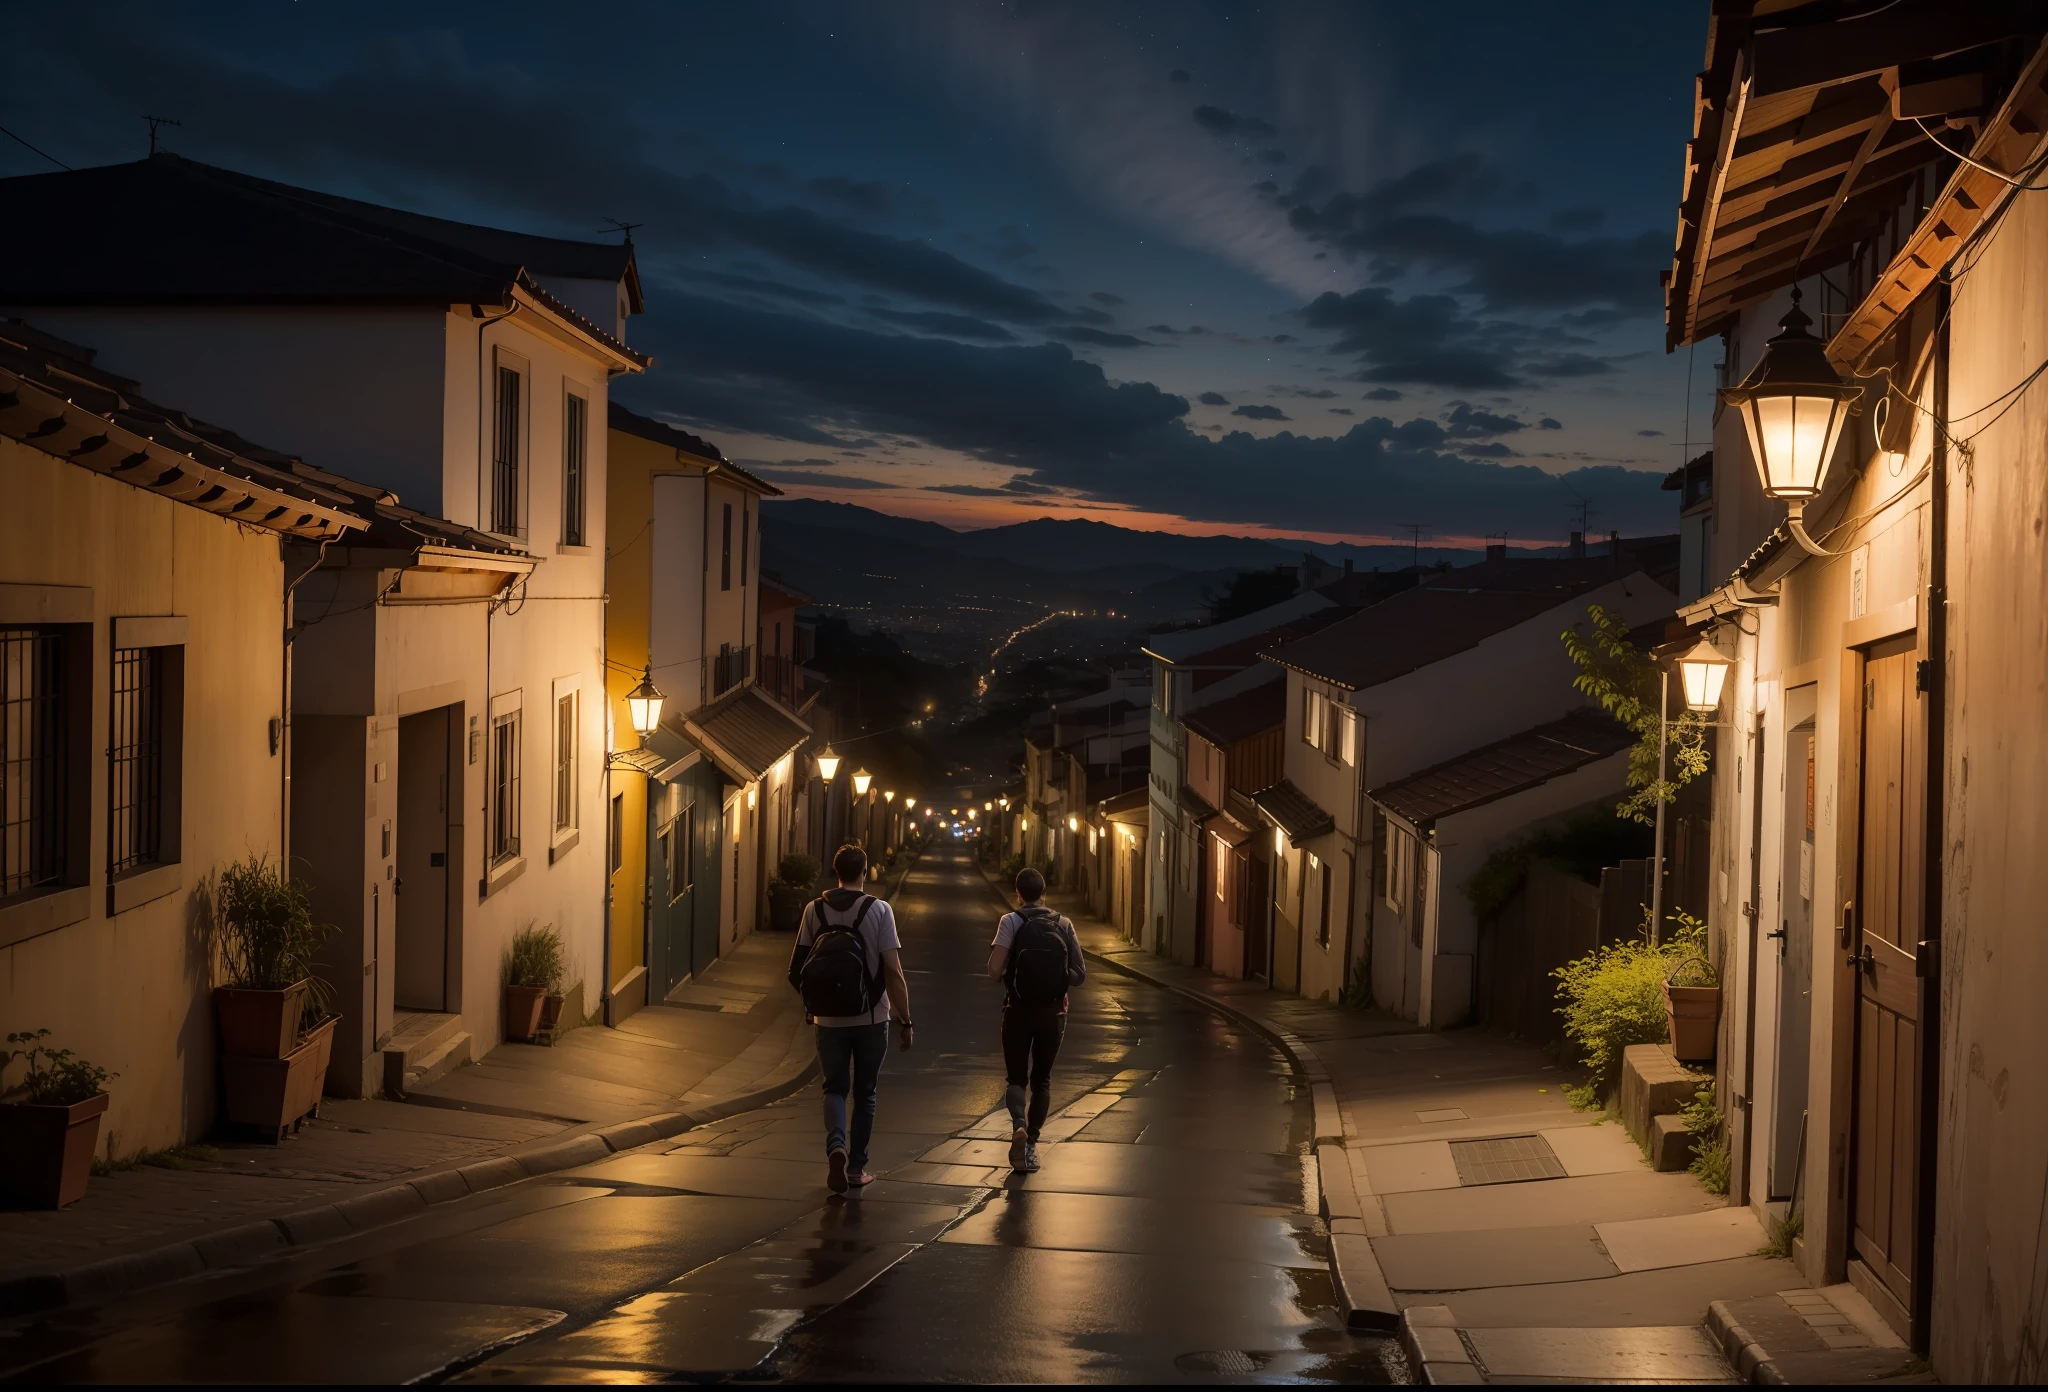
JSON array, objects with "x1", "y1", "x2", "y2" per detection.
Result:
[
  {"x1": 1015, "y1": 867, "x2": 1046, "y2": 901},
  {"x1": 832, "y1": 843, "x2": 869, "y2": 883}
]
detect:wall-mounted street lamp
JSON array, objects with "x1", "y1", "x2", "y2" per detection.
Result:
[
  {"x1": 1677, "y1": 639, "x2": 1733, "y2": 714},
  {"x1": 1067, "y1": 815, "x2": 1079, "y2": 833},
  {"x1": 883, "y1": 789, "x2": 896, "y2": 803},
  {"x1": 816, "y1": 746, "x2": 841, "y2": 782},
  {"x1": 904, "y1": 797, "x2": 916, "y2": 810},
  {"x1": 627, "y1": 666, "x2": 665, "y2": 737},
  {"x1": 852, "y1": 768, "x2": 873, "y2": 797},
  {"x1": 967, "y1": 808, "x2": 977, "y2": 820},
  {"x1": 1719, "y1": 289, "x2": 1862, "y2": 557}
]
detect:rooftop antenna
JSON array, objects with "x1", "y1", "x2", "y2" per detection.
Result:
[
  {"x1": 143, "y1": 115, "x2": 181, "y2": 155},
  {"x1": 600, "y1": 218, "x2": 643, "y2": 245},
  {"x1": 1395, "y1": 522, "x2": 1431, "y2": 572}
]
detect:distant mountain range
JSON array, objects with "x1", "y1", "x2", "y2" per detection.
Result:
[{"x1": 762, "y1": 498, "x2": 1470, "y2": 575}]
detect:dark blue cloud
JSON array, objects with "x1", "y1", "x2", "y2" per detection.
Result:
[
  {"x1": 1232, "y1": 404, "x2": 1289, "y2": 421},
  {"x1": 1197, "y1": 391, "x2": 1230, "y2": 406},
  {"x1": 870, "y1": 307, "x2": 1016, "y2": 341}
]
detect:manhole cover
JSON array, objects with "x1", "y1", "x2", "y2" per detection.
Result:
[
  {"x1": 1175, "y1": 1350, "x2": 1269, "y2": 1374},
  {"x1": 1449, "y1": 1134, "x2": 1567, "y2": 1185}
]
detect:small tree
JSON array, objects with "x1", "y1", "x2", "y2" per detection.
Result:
[{"x1": 1561, "y1": 604, "x2": 1710, "y2": 825}]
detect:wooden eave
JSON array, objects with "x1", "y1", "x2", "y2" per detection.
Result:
[
  {"x1": 0, "y1": 366, "x2": 357, "y2": 540},
  {"x1": 1829, "y1": 37, "x2": 2048, "y2": 369},
  {"x1": 1666, "y1": 1, "x2": 2048, "y2": 351}
]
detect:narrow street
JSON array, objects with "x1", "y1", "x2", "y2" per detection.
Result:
[{"x1": 0, "y1": 846, "x2": 1396, "y2": 1385}]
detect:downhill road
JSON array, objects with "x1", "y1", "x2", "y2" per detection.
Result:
[{"x1": 1, "y1": 846, "x2": 1396, "y2": 1384}]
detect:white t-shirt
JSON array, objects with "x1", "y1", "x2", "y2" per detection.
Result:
[{"x1": 797, "y1": 890, "x2": 902, "y2": 1027}]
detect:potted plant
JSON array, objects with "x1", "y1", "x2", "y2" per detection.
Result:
[
  {"x1": 0, "y1": 1031, "x2": 116, "y2": 1208},
  {"x1": 213, "y1": 856, "x2": 334, "y2": 1059},
  {"x1": 1664, "y1": 954, "x2": 1721, "y2": 1063},
  {"x1": 506, "y1": 923, "x2": 564, "y2": 1043},
  {"x1": 768, "y1": 853, "x2": 818, "y2": 933},
  {"x1": 211, "y1": 857, "x2": 340, "y2": 1141}
]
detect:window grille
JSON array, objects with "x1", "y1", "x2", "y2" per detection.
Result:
[
  {"x1": 1, "y1": 628, "x2": 65, "y2": 896},
  {"x1": 492, "y1": 365, "x2": 522, "y2": 535},
  {"x1": 720, "y1": 503, "x2": 733, "y2": 591},
  {"x1": 563, "y1": 393, "x2": 587, "y2": 546},
  {"x1": 492, "y1": 711, "x2": 520, "y2": 862},
  {"x1": 554, "y1": 693, "x2": 576, "y2": 832},
  {"x1": 108, "y1": 646, "x2": 164, "y2": 875}
]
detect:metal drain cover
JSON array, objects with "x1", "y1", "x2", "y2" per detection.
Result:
[
  {"x1": 1175, "y1": 1350, "x2": 1268, "y2": 1374},
  {"x1": 1449, "y1": 1134, "x2": 1567, "y2": 1185}
]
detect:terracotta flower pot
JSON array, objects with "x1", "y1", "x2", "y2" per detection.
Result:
[
  {"x1": 505, "y1": 984, "x2": 547, "y2": 1042},
  {"x1": 1665, "y1": 982, "x2": 1722, "y2": 1063},
  {"x1": 221, "y1": 1015, "x2": 336, "y2": 1143},
  {"x1": 0, "y1": 1092, "x2": 110, "y2": 1209},
  {"x1": 539, "y1": 992, "x2": 565, "y2": 1032},
  {"x1": 214, "y1": 981, "x2": 311, "y2": 1059}
]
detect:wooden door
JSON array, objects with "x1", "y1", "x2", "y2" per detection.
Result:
[
  {"x1": 395, "y1": 706, "x2": 451, "y2": 1012},
  {"x1": 1849, "y1": 635, "x2": 1925, "y2": 1322}
]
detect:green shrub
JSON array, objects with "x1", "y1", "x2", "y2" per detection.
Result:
[
  {"x1": 1000, "y1": 854, "x2": 1026, "y2": 881},
  {"x1": 1466, "y1": 809, "x2": 1655, "y2": 922},
  {"x1": 507, "y1": 922, "x2": 566, "y2": 991},
  {"x1": 1552, "y1": 908, "x2": 1706, "y2": 1094},
  {"x1": 214, "y1": 855, "x2": 338, "y2": 1029},
  {"x1": 1682, "y1": 1078, "x2": 1731, "y2": 1194},
  {"x1": 776, "y1": 852, "x2": 820, "y2": 888},
  {"x1": 4, "y1": 1030, "x2": 115, "y2": 1106}
]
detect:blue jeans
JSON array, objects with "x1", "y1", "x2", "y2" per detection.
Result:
[{"x1": 816, "y1": 1023, "x2": 889, "y2": 1173}]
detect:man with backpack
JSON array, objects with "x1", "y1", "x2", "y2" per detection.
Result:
[
  {"x1": 788, "y1": 843, "x2": 914, "y2": 1194},
  {"x1": 986, "y1": 866, "x2": 1085, "y2": 1173}
]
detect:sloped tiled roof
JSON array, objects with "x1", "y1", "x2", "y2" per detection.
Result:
[
  {"x1": 1178, "y1": 785, "x2": 1218, "y2": 823},
  {"x1": 1183, "y1": 681, "x2": 1285, "y2": 748},
  {"x1": 1368, "y1": 709, "x2": 1632, "y2": 828},
  {"x1": 0, "y1": 154, "x2": 646, "y2": 367},
  {"x1": 609, "y1": 400, "x2": 726, "y2": 463},
  {"x1": 1098, "y1": 786, "x2": 1149, "y2": 819},
  {"x1": 678, "y1": 685, "x2": 811, "y2": 783},
  {"x1": 1251, "y1": 779, "x2": 1335, "y2": 846},
  {"x1": 1263, "y1": 555, "x2": 1670, "y2": 691}
]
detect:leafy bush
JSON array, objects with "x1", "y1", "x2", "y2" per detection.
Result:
[
  {"x1": 4, "y1": 1030, "x2": 115, "y2": 1106},
  {"x1": 507, "y1": 922, "x2": 566, "y2": 991},
  {"x1": 1560, "y1": 604, "x2": 1712, "y2": 824},
  {"x1": 776, "y1": 852, "x2": 819, "y2": 889},
  {"x1": 1682, "y1": 1079, "x2": 1731, "y2": 1194},
  {"x1": 1000, "y1": 854, "x2": 1026, "y2": 882},
  {"x1": 1552, "y1": 908, "x2": 1707, "y2": 1094},
  {"x1": 214, "y1": 855, "x2": 338, "y2": 1028}
]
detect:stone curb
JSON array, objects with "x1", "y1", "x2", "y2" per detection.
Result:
[
  {"x1": 0, "y1": 1033, "x2": 821, "y2": 1318},
  {"x1": 1400, "y1": 1305, "x2": 1486, "y2": 1384},
  {"x1": 1707, "y1": 1298, "x2": 1788, "y2": 1385}
]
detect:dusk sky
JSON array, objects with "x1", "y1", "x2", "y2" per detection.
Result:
[{"x1": 4, "y1": 2, "x2": 1716, "y2": 546}]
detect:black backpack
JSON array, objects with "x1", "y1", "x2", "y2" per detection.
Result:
[
  {"x1": 1007, "y1": 907, "x2": 1069, "y2": 1008},
  {"x1": 799, "y1": 895, "x2": 881, "y2": 1018}
]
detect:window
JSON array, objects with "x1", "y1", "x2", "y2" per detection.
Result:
[
  {"x1": 1339, "y1": 709, "x2": 1359, "y2": 767},
  {"x1": 1317, "y1": 854, "x2": 1332, "y2": 947},
  {"x1": 740, "y1": 499, "x2": 750, "y2": 587},
  {"x1": 1213, "y1": 835, "x2": 1228, "y2": 902},
  {"x1": 720, "y1": 502, "x2": 733, "y2": 591},
  {"x1": 609, "y1": 792, "x2": 624, "y2": 873},
  {"x1": 553, "y1": 692, "x2": 577, "y2": 833},
  {"x1": 108, "y1": 646, "x2": 167, "y2": 875},
  {"x1": 1302, "y1": 687, "x2": 1320, "y2": 747},
  {"x1": 562, "y1": 391, "x2": 587, "y2": 546},
  {"x1": 2, "y1": 628, "x2": 66, "y2": 897},
  {"x1": 491, "y1": 710, "x2": 521, "y2": 863},
  {"x1": 1384, "y1": 824, "x2": 1411, "y2": 914},
  {"x1": 492, "y1": 363, "x2": 523, "y2": 536}
]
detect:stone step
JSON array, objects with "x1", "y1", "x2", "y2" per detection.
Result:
[
  {"x1": 403, "y1": 1030, "x2": 472, "y2": 1094},
  {"x1": 382, "y1": 1011, "x2": 467, "y2": 1098}
]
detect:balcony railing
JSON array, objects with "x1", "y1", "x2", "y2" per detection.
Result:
[{"x1": 712, "y1": 644, "x2": 753, "y2": 699}]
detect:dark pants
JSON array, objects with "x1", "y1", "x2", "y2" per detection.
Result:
[
  {"x1": 1001, "y1": 1006, "x2": 1066, "y2": 1140},
  {"x1": 817, "y1": 1022, "x2": 889, "y2": 1173}
]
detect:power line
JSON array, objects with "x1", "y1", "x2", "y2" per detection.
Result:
[
  {"x1": 144, "y1": 114, "x2": 181, "y2": 155},
  {"x1": 0, "y1": 123, "x2": 70, "y2": 171}
]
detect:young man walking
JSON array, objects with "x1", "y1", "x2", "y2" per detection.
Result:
[
  {"x1": 789, "y1": 844, "x2": 914, "y2": 1194},
  {"x1": 987, "y1": 866, "x2": 1085, "y2": 1173}
]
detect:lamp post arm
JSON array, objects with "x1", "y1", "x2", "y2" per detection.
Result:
[{"x1": 1785, "y1": 500, "x2": 1848, "y2": 559}]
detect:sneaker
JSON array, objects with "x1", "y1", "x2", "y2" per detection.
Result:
[
  {"x1": 827, "y1": 1149, "x2": 848, "y2": 1194},
  {"x1": 1016, "y1": 1143, "x2": 1041, "y2": 1174},
  {"x1": 849, "y1": 1169, "x2": 876, "y2": 1188},
  {"x1": 1008, "y1": 1126, "x2": 1029, "y2": 1168}
]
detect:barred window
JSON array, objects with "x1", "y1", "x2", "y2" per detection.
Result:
[
  {"x1": 1, "y1": 628, "x2": 66, "y2": 897},
  {"x1": 492, "y1": 364, "x2": 522, "y2": 535},
  {"x1": 108, "y1": 646, "x2": 165, "y2": 875},
  {"x1": 562, "y1": 392, "x2": 587, "y2": 547},
  {"x1": 554, "y1": 692, "x2": 576, "y2": 833},
  {"x1": 491, "y1": 710, "x2": 521, "y2": 862}
]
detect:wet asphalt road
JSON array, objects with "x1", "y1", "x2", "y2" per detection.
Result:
[{"x1": 0, "y1": 846, "x2": 1400, "y2": 1384}]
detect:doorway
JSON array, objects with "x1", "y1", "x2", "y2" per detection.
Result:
[
  {"x1": 1847, "y1": 633, "x2": 1926, "y2": 1334},
  {"x1": 395, "y1": 706, "x2": 454, "y2": 1012},
  {"x1": 1769, "y1": 694, "x2": 1817, "y2": 1200}
]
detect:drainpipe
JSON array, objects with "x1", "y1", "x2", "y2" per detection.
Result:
[{"x1": 1912, "y1": 274, "x2": 1950, "y2": 1341}]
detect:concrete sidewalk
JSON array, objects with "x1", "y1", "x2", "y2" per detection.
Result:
[
  {"x1": 1039, "y1": 883, "x2": 1921, "y2": 1385},
  {"x1": 0, "y1": 927, "x2": 817, "y2": 1314}
]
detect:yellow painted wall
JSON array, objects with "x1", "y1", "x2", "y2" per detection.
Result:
[{"x1": 0, "y1": 435, "x2": 286, "y2": 1155}]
